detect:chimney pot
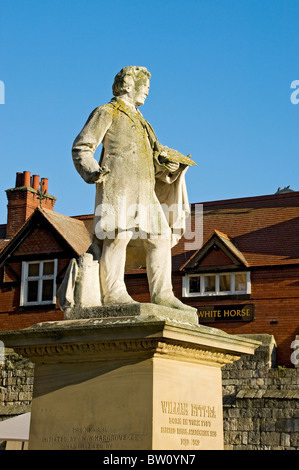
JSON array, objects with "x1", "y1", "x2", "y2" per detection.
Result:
[
  {"x1": 15, "y1": 172, "x2": 24, "y2": 188},
  {"x1": 32, "y1": 174, "x2": 40, "y2": 190},
  {"x1": 23, "y1": 171, "x2": 31, "y2": 187},
  {"x1": 41, "y1": 177, "x2": 48, "y2": 193}
]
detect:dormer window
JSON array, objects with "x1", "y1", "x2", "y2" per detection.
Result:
[
  {"x1": 183, "y1": 271, "x2": 251, "y2": 297},
  {"x1": 181, "y1": 230, "x2": 251, "y2": 298},
  {"x1": 20, "y1": 260, "x2": 57, "y2": 306}
]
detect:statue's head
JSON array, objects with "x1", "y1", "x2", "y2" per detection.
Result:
[{"x1": 112, "y1": 66, "x2": 151, "y2": 106}]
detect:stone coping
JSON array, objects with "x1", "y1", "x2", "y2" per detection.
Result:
[{"x1": 236, "y1": 389, "x2": 299, "y2": 399}]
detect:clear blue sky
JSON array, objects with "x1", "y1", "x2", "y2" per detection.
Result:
[{"x1": 0, "y1": 0, "x2": 298, "y2": 223}]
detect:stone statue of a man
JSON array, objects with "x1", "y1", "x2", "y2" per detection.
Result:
[{"x1": 71, "y1": 66, "x2": 194, "y2": 311}]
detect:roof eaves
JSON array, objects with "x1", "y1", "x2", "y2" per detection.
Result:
[
  {"x1": 0, "y1": 208, "x2": 90, "y2": 266},
  {"x1": 191, "y1": 190, "x2": 299, "y2": 209},
  {"x1": 40, "y1": 208, "x2": 92, "y2": 256},
  {"x1": 0, "y1": 209, "x2": 40, "y2": 266}
]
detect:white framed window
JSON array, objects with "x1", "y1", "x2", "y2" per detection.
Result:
[
  {"x1": 20, "y1": 259, "x2": 57, "y2": 306},
  {"x1": 182, "y1": 271, "x2": 251, "y2": 297}
]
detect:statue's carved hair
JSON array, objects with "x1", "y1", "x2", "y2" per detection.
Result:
[{"x1": 112, "y1": 66, "x2": 151, "y2": 97}]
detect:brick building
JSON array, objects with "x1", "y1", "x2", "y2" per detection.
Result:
[
  {"x1": 0, "y1": 171, "x2": 298, "y2": 366},
  {"x1": 168, "y1": 189, "x2": 299, "y2": 367},
  {"x1": 0, "y1": 171, "x2": 92, "y2": 330}
]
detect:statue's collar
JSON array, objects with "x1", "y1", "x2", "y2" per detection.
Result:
[
  {"x1": 110, "y1": 97, "x2": 144, "y2": 123},
  {"x1": 110, "y1": 97, "x2": 135, "y2": 111},
  {"x1": 110, "y1": 98, "x2": 156, "y2": 144}
]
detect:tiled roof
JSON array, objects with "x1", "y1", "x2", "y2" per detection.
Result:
[
  {"x1": 0, "y1": 225, "x2": 8, "y2": 252},
  {"x1": 40, "y1": 208, "x2": 92, "y2": 256},
  {"x1": 71, "y1": 214, "x2": 94, "y2": 230},
  {"x1": 0, "y1": 192, "x2": 298, "y2": 270},
  {"x1": 0, "y1": 239, "x2": 9, "y2": 252},
  {"x1": 172, "y1": 191, "x2": 299, "y2": 269},
  {"x1": 211, "y1": 230, "x2": 249, "y2": 267},
  {"x1": 0, "y1": 208, "x2": 92, "y2": 261}
]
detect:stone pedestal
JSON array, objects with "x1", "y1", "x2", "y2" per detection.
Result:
[{"x1": 1, "y1": 304, "x2": 260, "y2": 450}]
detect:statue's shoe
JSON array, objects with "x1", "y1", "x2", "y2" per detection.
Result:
[
  {"x1": 103, "y1": 293, "x2": 138, "y2": 306},
  {"x1": 152, "y1": 294, "x2": 196, "y2": 312}
]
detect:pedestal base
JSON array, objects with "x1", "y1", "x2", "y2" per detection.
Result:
[
  {"x1": 64, "y1": 301, "x2": 199, "y2": 326},
  {"x1": 0, "y1": 305, "x2": 260, "y2": 450}
]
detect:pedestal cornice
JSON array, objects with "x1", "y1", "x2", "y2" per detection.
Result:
[{"x1": 0, "y1": 304, "x2": 260, "y2": 368}]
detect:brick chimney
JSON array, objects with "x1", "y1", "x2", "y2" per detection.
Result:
[{"x1": 5, "y1": 171, "x2": 57, "y2": 238}]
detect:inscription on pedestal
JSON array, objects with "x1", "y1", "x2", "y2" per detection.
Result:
[
  {"x1": 160, "y1": 400, "x2": 218, "y2": 448},
  {"x1": 41, "y1": 426, "x2": 142, "y2": 450}
]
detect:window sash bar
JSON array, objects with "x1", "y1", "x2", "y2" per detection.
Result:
[
  {"x1": 183, "y1": 272, "x2": 250, "y2": 297},
  {"x1": 20, "y1": 259, "x2": 57, "y2": 306}
]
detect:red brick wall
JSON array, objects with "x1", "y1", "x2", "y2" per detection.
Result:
[
  {"x1": 198, "y1": 249, "x2": 233, "y2": 267},
  {"x1": 1, "y1": 256, "x2": 298, "y2": 366},
  {"x1": 183, "y1": 267, "x2": 299, "y2": 366},
  {"x1": 126, "y1": 273, "x2": 151, "y2": 303},
  {"x1": 6, "y1": 188, "x2": 55, "y2": 238},
  {"x1": 126, "y1": 266, "x2": 299, "y2": 367},
  {"x1": 0, "y1": 309, "x2": 64, "y2": 331},
  {"x1": 0, "y1": 258, "x2": 68, "y2": 330},
  {"x1": 14, "y1": 227, "x2": 64, "y2": 256}
]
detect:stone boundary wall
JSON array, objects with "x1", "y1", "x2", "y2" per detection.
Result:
[
  {"x1": 0, "y1": 349, "x2": 33, "y2": 422},
  {"x1": 222, "y1": 335, "x2": 299, "y2": 450},
  {"x1": 1, "y1": 335, "x2": 299, "y2": 450}
]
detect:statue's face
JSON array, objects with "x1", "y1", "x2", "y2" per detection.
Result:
[{"x1": 128, "y1": 77, "x2": 150, "y2": 107}]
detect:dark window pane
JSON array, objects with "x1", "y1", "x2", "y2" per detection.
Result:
[
  {"x1": 43, "y1": 261, "x2": 54, "y2": 275},
  {"x1": 235, "y1": 274, "x2": 247, "y2": 291},
  {"x1": 189, "y1": 277, "x2": 200, "y2": 293},
  {"x1": 42, "y1": 280, "x2": 54, "y2": 301},
  {"x1": 28, "y1": 263, "x2": 39, "y2": 277},
  {"x1": 220, "y1": 274, "x2": 231, "y2": 292},
  {"x1": 204, "y1": 276, "x2": 215, "y2": 293},
  {"x1": 27, "y1": 280, "x2": 38, "y2": 302}
]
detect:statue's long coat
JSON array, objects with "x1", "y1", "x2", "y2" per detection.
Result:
[{"x1": 72, "y1": 97, "x2": 190, "y2": 269}]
